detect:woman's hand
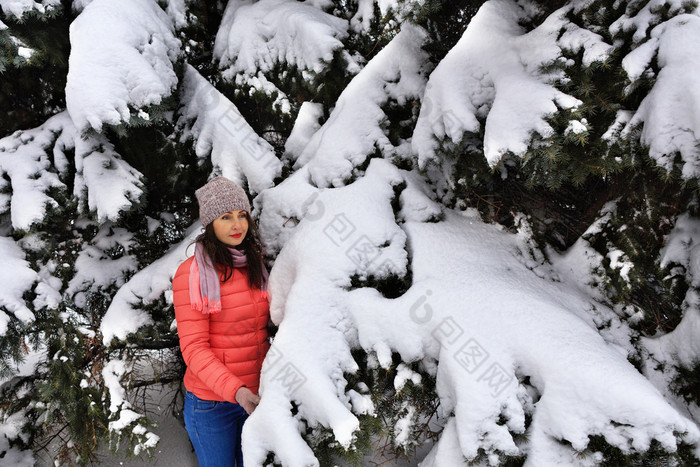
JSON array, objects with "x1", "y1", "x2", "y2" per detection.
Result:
[{"x1": 235, "y1": 386, "x2": 261, "y2": 414}]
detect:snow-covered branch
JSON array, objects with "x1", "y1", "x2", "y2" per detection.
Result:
[
  {"x1": 0, "y1": 0, "x2": 60, "y2": 18},
  {"x1": 65, "y1": 0, "x2": 181, "y2": 132},
  {"x1": 177, "y1": 64, "x2": 282, "y2": 195},
  {"x1": 249, "y1": 157, "x2": 700, "y2": 465},
  {"x1": 620, "y1": 15, "x2": 700, "y2": 178},
  {"x1": 295, "y1": 23, "x2": 429, "y2": 187},
  {"x1": 412, "y1": 0, "x2": 589, "y2": 167},
  {"x1": 0, "y1": 111, "x2": 144, "y2": 229},
  {"x1": 214, "y1": 0, "x2": 355, "y2": 113}
]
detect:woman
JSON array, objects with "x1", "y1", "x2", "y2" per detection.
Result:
[{"x1": 173, "y1": 176, "x2": 270, "y2": 466}]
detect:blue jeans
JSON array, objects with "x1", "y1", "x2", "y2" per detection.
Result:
[{"x1": 184, "y1": 390, "x2": 248, "y2": 466}]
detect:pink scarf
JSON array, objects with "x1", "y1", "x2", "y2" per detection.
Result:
[{"x1": 189, "y1": 242, "x2": 269, "y2": 314}]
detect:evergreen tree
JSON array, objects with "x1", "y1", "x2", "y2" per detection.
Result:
[
  {"x1": 0, "y1": 0, "x2": 70, "y2": 135},
  {"x1": 0, "y1": 0, "x2": 699, "y2": 465}
]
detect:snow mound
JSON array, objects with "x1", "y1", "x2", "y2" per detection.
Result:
[{"x1": 65, "y1": 0, "x2": 180, "y2": 131}]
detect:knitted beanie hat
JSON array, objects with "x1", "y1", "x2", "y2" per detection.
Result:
[{"x1": 195, "y1": 176, "x2": 251, "y2": 227}]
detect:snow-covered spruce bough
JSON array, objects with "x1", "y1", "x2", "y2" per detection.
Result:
[{"x1": 2, "y1": 0, "x2": 700, "y2": 464}]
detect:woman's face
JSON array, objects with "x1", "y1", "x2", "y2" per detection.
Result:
[{"x1": 212, "y1": 210, "x2": 249, "y2": 247}]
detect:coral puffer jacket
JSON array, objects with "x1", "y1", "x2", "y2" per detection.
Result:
[{"x1": 173, "y1": 256, "x2": 270, "y2": 403}]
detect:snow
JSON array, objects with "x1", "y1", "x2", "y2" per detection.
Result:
[
  {"x1": 31, "y1": 263, "x2": 62, "y2": 311},
  {"x1": 70, "y1": 0, "x2": 92, "y2": 11},
  {"x1": 65, "y1": 0, "x2": 181, "y2": 132},
  {"x1": 395, "y1": 363, "x2": 422, "y2": 392},
  {"x1": 621, "y1": 14, "x2": 700, "y2": 179},
  {"x1": 602, "y1": 109, "x2": 633, "y2": 141},
  {"x1": 621, "y1": 37, "x2": 657, "y2": 84},
  {"x1": 418, "y1": 417, "x2": 464, "y2": 466},
  {"x1": 661, "y1": 213, "x2": 700, "y2": 287},
  {"x1": 394, "y1": 405, "x2": 415, "y2": 447},
  {"x1": 565, "y1": 118, "x2": 589, "y2": 136},
  {"x1": 347, "y1": 388, "x2": 374, "y2": 416},
  {"x1": 607, "y1": 248, "x2": 633, "y2": 284},
  {"x1": 103, "y1": 359, "x2": 130, "y2": 413},
  {"x1": 215, "y1": 0, "x2": 349, "y2": 76},
  {"x1": 16, "y1": 45, "x2": 32, "y2": 59},
  {"x1": 239, "y1": 12, "x2": 700, "y2": 462},
  {"x1": 108, "y1": 408, "x2": 141, "y2": 430},
  {"x1": 247, "y1": 153, "x2": 700, "y2": 465},
  {"x1": 0, "y1": 0, "x2": 60, "y2": 18},
  {"x1": 613, "y1": 0, "x2": 700, "y2": 178},
  {"x1": 255, "y1": 174, "x2": 324, "y2": 257},
  {"x1": 0, "y1": 111, "x2": 144, "y2": 229},
  {"x1": 0, "y1": 410, "x2": 34, "y2": 466},
  {"x1": 100, "y1": 223, "x2": 201, "y2": 344},
  {"x1": 0, "y1": 113, "x2": 68, "y2": 230},
  {"x1": 164, "y1": 0, "x2": 186, "y2": 29},
  {"x1": 4, "y1": 0, "x2": 700, "y2": 464},
  {"x1": 350, "y1": 0, "x2": 400, "y2": 31},
  {"x1": 284, "y1": 101, "x2": 324, "y2": 161},
  {"x1": 413, "y1": 0, "x2": 587, "y2": 168},
  {"x1": 103, "y1": 359, "x2": 160, "y2": 455},
  {"x1": 0, "y1": 236, "x2": 38, "y2": 334},
  {"x1": 294, "y1": 23, "x2": 429, "y2": 187},
  {"x1": 644, "y1": 213, "x2": 700, "y2": 367},
  {"x1": 74, "y1": 135, "x2": 145, "y2": 223},
  {"x1": 66, "y1": 225, "x2": 138, "y2": 308},
  {"x1": 559, "y1": 20, "x2": 612, "y2": 67},
  {"x1": 610, "y1": 0, "x2": 696, "y2": 42},
  {"x1": 410, "y1": 0, "x2": 700, "y2": 179},
  {"x1": 645, "y1": 304, "x2": 700, "y2": 375},
  {"x1": 0, "y1": 350, "x2": 44, "y2": 467},
  {"x1": 177, "y1": 65, "x2": 281, "y2": 195},
  {"x1": 214, "y1": 0, "x2": 355, "y2": 112}
]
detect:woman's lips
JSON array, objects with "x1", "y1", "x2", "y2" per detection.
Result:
[{"x1": 231, "y1": 233, "x2": 242, "y2": 238}]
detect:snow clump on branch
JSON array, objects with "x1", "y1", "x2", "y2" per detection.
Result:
[{"x1": 65, "y1": 0, "x2": 181, "y2": 132}]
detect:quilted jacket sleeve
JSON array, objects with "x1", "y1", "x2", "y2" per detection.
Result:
[{"x1": 172, "y1": 258, "x2": 245, "y2": 403}]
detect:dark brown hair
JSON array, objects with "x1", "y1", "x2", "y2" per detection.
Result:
[{"x1": 194, "y1": 212, "x2": 265, "y2": 289}]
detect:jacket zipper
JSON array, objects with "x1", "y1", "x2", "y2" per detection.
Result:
[{"x1": 252, "y1": 288, "x2": 262, "y2": 370}]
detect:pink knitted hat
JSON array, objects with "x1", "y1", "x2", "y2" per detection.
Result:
[{"x1": 195, "y1": 176, "x2": 251, "y2": 227}]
